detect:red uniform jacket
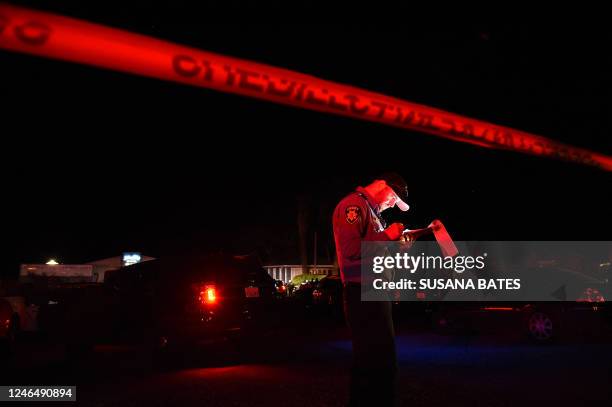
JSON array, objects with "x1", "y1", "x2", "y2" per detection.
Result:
[{"x1": 333, "y1": 187, "x2": 390, "y2": 283}]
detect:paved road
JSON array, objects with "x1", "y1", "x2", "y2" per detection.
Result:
[{"x1": 2, "y1": 319, "x2": 611, "y2": 406}]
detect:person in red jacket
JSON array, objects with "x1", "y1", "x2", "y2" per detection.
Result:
[{"x1": 332, "y1": 173, "x2": 410, "y2": 407}]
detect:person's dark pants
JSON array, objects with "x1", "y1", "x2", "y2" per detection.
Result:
[{"x1": 343, "y1": 283, "x2": 397, "y2": 407}]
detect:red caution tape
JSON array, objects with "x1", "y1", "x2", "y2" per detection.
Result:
[{"x1": 1, "y1": 3, "x2": 611, "y2": 171}]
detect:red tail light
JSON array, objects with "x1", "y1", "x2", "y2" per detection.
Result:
[
  {"x1": 577, "y1": 288, "x2": 605, "y2": 303},
  {"x1": 197, "y1": 284, "x2": 218, "y2": 306}
]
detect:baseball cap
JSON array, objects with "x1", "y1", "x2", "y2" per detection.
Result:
[{"x1": 378, "y1": 172, "x2": 409, "y2": 211}]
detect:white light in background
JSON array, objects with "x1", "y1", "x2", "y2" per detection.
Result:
[{"x1": 123, "y1": 253, "x2": 142, "y2": 266}]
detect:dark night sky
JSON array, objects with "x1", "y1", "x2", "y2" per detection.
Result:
[{"x1": 2, "y1": 1, "x2": 611, "y2": 278}]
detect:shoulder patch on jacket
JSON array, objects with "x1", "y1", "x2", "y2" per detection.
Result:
[{"x1": 345, "y1": 205, "x2": 361, "y2": 224}]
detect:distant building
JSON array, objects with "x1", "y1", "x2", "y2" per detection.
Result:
[
  {"x1": 19, "y1": 254, "x2": 155, "y2": 283},
  {"x1": 264, "y1": 264, "x2": 337, "y2": 283},
  {"x1": 87, "y1": 253, "x2": 155, "y2": 282},
  {"x1": 19, "y1": 264, "x2": 95, "y2": 283}
]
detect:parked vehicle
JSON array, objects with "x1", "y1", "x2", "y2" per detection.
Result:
[
  {"x1": 311, "y1": 276, "x2": 344, "y2": 321},
  {"x1": 431, "y1": 267, "x2": 610, "y2": 342},
  {"x1": 38, "y1": 253, "x2": 282, "y2": 353},
  {"x1": 312, "y1": 276, "x2": 342, "y2": 307},
  {"x1": 274, "y1": 280, "x2": 288, "y2": 298},
  {"x1": 0, "y1": 298, "x2": 16, "y2": 350}
]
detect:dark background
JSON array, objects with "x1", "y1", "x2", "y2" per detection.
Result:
[{"x1": 2, "y1": 1, "x2": 611, "y2": 277}]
